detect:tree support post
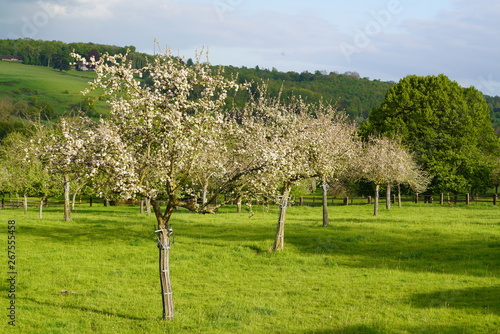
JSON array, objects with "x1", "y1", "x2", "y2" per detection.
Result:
[
  {"x1": 155, "y1": 226, "x2": 174, "y2": 320},
  {"x1": 152, "y1": 200, "x2": 175, "y2": 320},
  {"x1": 272, "y1": 186, "x2": 291, "y2": 251}
]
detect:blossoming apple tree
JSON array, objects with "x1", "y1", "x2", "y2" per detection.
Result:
[
  {"x1": 360, "y1": 137, "x2": 429, "y2": 215},
  {"x1": 304, "y1": 107, "x2": 361, "y2": 227},
  {"x1": 71, "y1": 49, "x2": 272, "y2": 320}
]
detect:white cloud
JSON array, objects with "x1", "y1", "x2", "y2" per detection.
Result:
[
  {"x1": 338, "y1": 0, "x2": 500, "y2": 94},
  {"x1": 0, "y1": 0, "x2": 498, "y2": 95},
  {"x1": 40, "y1": 0, "x2": 119, "y2": 19}
]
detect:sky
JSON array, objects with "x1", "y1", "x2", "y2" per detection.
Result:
[{"x1": 1, "y1": 0, "x2": 499, "y2": 96}]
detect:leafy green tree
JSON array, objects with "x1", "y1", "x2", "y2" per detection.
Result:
[
  {"x1": 491, "y1": 159, "x2": 500, "y2": 194},
  {"x1": 52, "y1": 53, "x2": 70, "y2": 71},
  {"x1": 361, "y1": 74, "x2": 500, "y2": 193}
]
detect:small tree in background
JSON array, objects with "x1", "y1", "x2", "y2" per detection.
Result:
[
  {"x1": 43, "y1": 117, "x2": 98, "y2": 221},
  {"x1": 305, "y1": 108, "x2": 361, "y2": 227},
  {"x1": 52, "y1": 53, "x2": 70, "y2": 71},
  {"x1": 361, "y1": 137, "x2": 429, "y2": 216},
  {"x1": 0, "y1": 129, "x2": 60, "y2": 218}
]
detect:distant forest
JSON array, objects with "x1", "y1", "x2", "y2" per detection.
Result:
[{"x1": 1, "y1": 38, "x2": 500, "y2": 129}]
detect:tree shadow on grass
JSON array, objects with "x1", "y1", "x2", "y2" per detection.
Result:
[
  {"x1": 301, "y1": 324, "x2": 481, "y2": 334},
  {"x1": 172, "y1": 211, "x2": 500, "y2": 277},
  {"x1": 22, "y1": 297, "x2": 150, "y2": 321},
  {"x1": 20, "y1": 219, "x2": 154, "y2": 246},
  {"x1": 410, "y1": 286, "x2": 500, "y2": 315},
  {"x1": 301, "y1": 325, "x2": 383, "y2": 333},
  {"x1": 284, "y1": 222, "x2": 500, "y2": 277},
  {"x1": 17, "y1": 206, "x2": 500, "y2": 277}
]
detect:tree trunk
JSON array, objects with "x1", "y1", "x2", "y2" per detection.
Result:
[
  {"x1": 201, "y1": 185, "x2": 208, "y2": 206},
  {"x1": 374, "y1": 184, "x2": 380, "y2": 216},
  {"x1": 39, "y1": 198, "x2": 44, "y2": 219},
  {"x1": 23, "y1": 194, "x2": 28, "y2": 214},
  {"x1": 236, "y1": 195, "x2": 242, "y2": 213},
  {"x1": 272, "y1": 185, "x2": 291, "y2": 252},
  {"x1": 63, "y1": 174, "x2": 71, "y2": 221},
  {"x1": 321, "y1": 181, "x2": 329, "y2": 227},
  {"x1": 146, "y1": 197, "x2": 151, "y2": 216},
  {"x1": 397, "y1": 184, "x2": 402, "y2": 208},
  {"x1": 140, "y1": 198, "x2": 145, "y2": 215},
  {"x1": 72, "y1": 192, "x2": 78, "y2": 211},
  {"x1": 152, "y1": 200, "x2": 175, "y2": 320},
  {"x1": 386, "y1": 183, "x2": 391, "y2": 210}
]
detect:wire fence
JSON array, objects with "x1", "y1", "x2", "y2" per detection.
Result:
[{"x1": 2, "y1": 193, "x2": 499, "y2": 209}]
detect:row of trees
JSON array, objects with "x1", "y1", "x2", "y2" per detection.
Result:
[
  {"x1": 0, "y1": 39, "x2": 394, "y2": 122},
  {"x1": 0, "y1": 38, "x2": 151, "y2": 69},
  {"x1": 223, "y1": 65, "x2": 394, "y2": 121},
  {"x1": 0, "y1": 49, "x2": 430, "y2": 320}
]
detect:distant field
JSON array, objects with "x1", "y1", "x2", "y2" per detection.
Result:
[
  {"x1": 0, "y1": 202, "x2": 498, "y2": 333},
  {"x1": 0, "y1": 61, "x2": 108, "y2": 116}
]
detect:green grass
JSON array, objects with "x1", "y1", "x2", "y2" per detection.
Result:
[
  {"x1": 0, "y1": 202, "x2": 499, "y2": 333},
  {"x1": 0, "y1": 61, "x2": 107, "y2": 116}
]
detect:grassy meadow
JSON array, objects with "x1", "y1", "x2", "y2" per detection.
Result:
[
  {"x1": 0, "y1": 201, "x2": 499, "y2": 333},
  {"x1": 0, "y1": 61, "x2": 106, "y2": 116}
]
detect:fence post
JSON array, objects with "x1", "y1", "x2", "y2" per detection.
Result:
[
  {"x1": 494, "y1": 194, "x2": 498, "y2": 206},
  {"x1": 343, "y1": 197, "x2": 349, "y2": 206},
  {"x1": 440, "y1": 193, "x2": 444, "y2": 205},
  {"x1": 466, "y1": 193, "x2": 470, "y2": 205}
]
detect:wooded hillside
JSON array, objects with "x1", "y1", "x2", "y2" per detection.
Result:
[{"x1": 1, "y1": 38, "x2": 499, "y2": 136}]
